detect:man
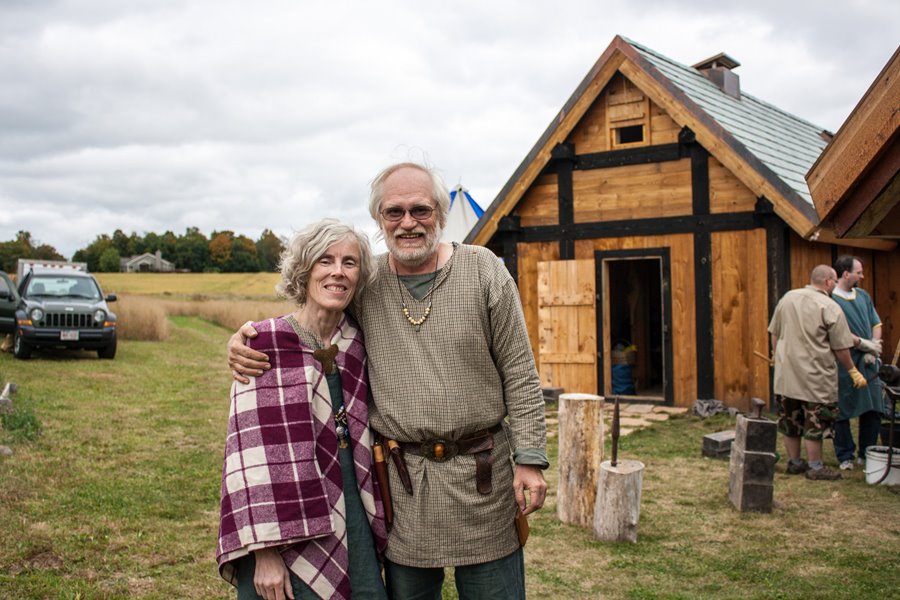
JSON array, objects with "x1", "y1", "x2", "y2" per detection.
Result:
[
  {"x1": 831, "y1": 255, "x2": 883, "y2": 471},
  {"x1": 229, "y1": 162, "x2": 548, "y2": 599},
  {"x1": 768, "y1": 264, "x2": 867, "y2": 481}
]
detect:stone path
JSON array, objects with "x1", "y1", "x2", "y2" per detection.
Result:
[{"x1": 545, "y1": 402, "x2": 688, "y2": 438}]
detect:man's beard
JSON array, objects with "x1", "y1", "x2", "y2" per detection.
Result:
[{"x1": 386, "y1": 222, "x2": 442, "y2": 268}]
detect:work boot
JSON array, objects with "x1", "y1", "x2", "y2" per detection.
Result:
[
  {"x1": 786, "y1": 459, "x2": 809, "y2": 475},
  {"x1": 805, "y1": 466, "x2": 842, "y2": 481}
]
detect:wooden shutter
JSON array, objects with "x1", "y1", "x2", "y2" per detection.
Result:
[{"x1": 537, "y1": 259, "x2": 597, "y2": 394}]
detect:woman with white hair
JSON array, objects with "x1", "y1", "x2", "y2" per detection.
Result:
[{"x1": 217, "y1": 218, "x2": 388, "y2": 600}]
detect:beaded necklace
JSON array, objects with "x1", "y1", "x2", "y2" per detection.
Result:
[{"x1": 395, "y1": 250, "x2": 440, "y2": 332}]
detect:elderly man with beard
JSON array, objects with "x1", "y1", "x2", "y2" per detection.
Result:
[{"x1": 229, "y1": 162, "x2": 548, "y2": 600}]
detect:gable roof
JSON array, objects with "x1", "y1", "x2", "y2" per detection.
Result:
[
  {"x1": 806, "y1": 45, "x2": 900, "y2": 239},
  {"x1": 469, "y1": 35, "x2": 838, "y2": 246}
]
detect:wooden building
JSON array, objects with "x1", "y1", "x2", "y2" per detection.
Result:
[
  {"x1": 807, "y1": 46, "x2": 899, "y2": 240},
  {"x1": 468, "y1": 36, "x2": 900, "y2": 410}
]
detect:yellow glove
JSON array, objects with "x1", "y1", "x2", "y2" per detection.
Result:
[{"x1": 847, "y1": 367, "x2": 867, "y2": 388}]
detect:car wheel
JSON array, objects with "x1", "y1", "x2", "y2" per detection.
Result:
[
  {"x1": 13, "y1": 331, "x2": 32, "y2": 359},
  {"x1": 98, "y1": 337, "x2": 117, "y2": 360}
]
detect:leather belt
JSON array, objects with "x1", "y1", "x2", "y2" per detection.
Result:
[{"x1": 399, "y1": 423, "x2": 502, "y2": 495}]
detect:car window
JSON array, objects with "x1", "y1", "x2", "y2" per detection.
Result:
[
  {"x1": 0, "y1": 277, "x2": 8, "y2": 295},
  {"x1": 26, "y1": 276, "x2": 101, "y2": 299}
]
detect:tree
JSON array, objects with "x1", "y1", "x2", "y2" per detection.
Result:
[
  {"x1": 208, "y1": 231, "x2": 234, "y2": 271},
  {"x1": 72, "y1": 234, "x2": 113, "y2": 272},
  {"x1": 1, "y1": 230, "x2": 65, "y2": 273},
  {"x1": 174, "y1": 227, "x2": 210, "y2": 272},
  {"x1": 98, "y1": 247, "x2": 121, "y2": 272},
  {"x1": 227, "y1": 235, "x2": 260, "y2": 272},
  {"x1": 256, "y1": 229, "x2": 285, "y2": 272}
]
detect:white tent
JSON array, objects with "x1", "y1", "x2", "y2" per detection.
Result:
[{"x1": 442, "y1": 184, "x2": 484, "y2": 243}]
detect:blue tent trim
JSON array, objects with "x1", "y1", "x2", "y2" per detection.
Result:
[{"x1": 449, "y1": 188, "x2": 484, "y2": 218}]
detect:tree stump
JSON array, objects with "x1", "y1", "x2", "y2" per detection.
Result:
[
  {"x1": 592, "y1": 459, "x2": 644, "y2": 543},
  {"x1": 556, "y1": 392, "x2": 604, "y2": 527}
]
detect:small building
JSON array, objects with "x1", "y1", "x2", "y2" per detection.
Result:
[
  {"x1": 120, "y1": 250, "x2": 175, "y2": 273},
  {"x1": 468, "y1": 36, "x2": 899, "y2": 411}
]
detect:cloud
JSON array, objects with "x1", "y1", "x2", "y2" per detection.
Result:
[{"x1": 0, "y1": 0, "x2": 897, "y2": 258}]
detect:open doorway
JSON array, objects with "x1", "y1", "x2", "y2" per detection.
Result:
[{"x1": 596, "y1": 249, "x2": 672, "y2": 404}]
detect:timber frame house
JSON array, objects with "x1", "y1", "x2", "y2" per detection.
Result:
[{"x1": 468, "y1": 36, "x2": 900, "y2": 411}]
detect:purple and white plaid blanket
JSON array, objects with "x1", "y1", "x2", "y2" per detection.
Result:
[{"x1": 217, "y1": 315, "x2": 387, "y2": 599}]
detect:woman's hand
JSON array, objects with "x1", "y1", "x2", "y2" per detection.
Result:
[
  {"x1": 252, "y1": 547, "x2": 294, "y2": 600},
  {"x1": 228, "y1": 322, "x2": 270, "y2": 383}
]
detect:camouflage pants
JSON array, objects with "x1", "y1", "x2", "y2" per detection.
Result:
[{"x1": 776, "y1": 395, "x2": 838, "y2": 441}]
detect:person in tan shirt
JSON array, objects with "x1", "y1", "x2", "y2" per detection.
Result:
[{"x1": 768, "y1": 265, "x2": 867, "y2": 481}]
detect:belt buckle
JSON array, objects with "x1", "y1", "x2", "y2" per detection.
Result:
[{"x1": 421, "y1": 439, "x2": 458, "y2": 462}]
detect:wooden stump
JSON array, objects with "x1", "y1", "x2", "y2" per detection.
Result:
[
  {"x1": 556, "y1": 392, "x2": 604, "y2": 527},
  {"x1": 592, "y1": 459, "x2": 644, "y2": 543}
]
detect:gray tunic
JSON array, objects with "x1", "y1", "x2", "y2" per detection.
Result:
[{"x1": 356, "y1": 244, "x2": 546, "y2": 567}]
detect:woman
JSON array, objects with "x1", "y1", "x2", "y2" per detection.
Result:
[{"x1": 217, "y1": 219, "x2": 388, "y2": 600}]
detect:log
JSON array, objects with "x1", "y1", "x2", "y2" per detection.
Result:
[
  {"x1": 592, "y1": 459, "x2": 644, "y2": 543},
  {"x1": 556, "y1": 393, "x2": 604, "y2": 527}
]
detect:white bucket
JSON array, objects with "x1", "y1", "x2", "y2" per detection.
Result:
[{"x1": 864, "y1": 446, "x2": 900, "y2": 485}]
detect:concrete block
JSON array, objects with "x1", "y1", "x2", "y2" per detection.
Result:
[
  {"x1": 735, "y1": 415, "x2": 777, "y2": 453},
  {"x1": 702, "y1": 430, "x2": 735, "y2": 459}
]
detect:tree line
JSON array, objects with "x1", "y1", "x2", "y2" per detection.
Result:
[{"x1": 1, "y1": 229, "x2": 286, "y2": 274}]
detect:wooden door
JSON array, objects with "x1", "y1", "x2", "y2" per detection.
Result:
[{"x1": 537, "y1": 259, "x2": 597, "y2": 395}]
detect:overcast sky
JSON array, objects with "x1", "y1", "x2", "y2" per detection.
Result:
[{"x1": 1, "y1": 0, "x2": 897, "y2": 259}]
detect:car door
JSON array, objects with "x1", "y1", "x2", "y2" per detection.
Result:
[{"x1": 0, "y1": 271, "x2": 19, "y2": 334}]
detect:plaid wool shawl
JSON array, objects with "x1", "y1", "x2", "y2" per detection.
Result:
[{"x1": 217, "y1": 315, "x2": 387, "y2": 600}]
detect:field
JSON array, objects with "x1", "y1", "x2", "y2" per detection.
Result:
[
  {"x1": 94, "y1": 272, "x2": 283, "y2": 299},
  {"x1": 1, "y1": 274, "x2": 899, "y2": 598}
]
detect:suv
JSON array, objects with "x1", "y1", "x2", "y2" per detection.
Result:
[
  {"x1": 0, "y1": 271, "x2": 18, "y2": 336},
  {"x1": 14, "y1": 268, "x2": 118, "y2": 359}
]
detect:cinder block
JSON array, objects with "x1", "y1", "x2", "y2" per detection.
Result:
[
  {"x1": 702, "y1": 430, "x2": 735, "y2": 459},
  {"x1": 734, "y1": 415, "x2": 777, "y2": 453}
]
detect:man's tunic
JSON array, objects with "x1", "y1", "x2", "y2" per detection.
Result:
[
  {"x1": 768, "y1": 285, "x2": 855, "y2": 403},
  {"x1": 356, "y1": 244, "x2": 547, "y2": 567},
  {"x1": 832, "y1": 288, "x2": 883, "y2": 418}
]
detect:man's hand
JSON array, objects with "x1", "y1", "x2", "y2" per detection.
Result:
[
  {"x1": 864, "y1": 353, "x2": 877, "y2": 366},
  {"x1": 252, "y1": 547, "x2": 294, "y2": 600},
  {"x1": 847, "y1": 367, "x2": 868, "y2": 389},
  {"x1": 228, "y1": 322, "x2": 270, "y2": 384},
  {"x1": 856, "y1": 338, "x2": 882, "y2": 356},
  {"x1": 513, "y1": 464, "x2": 547, "y2": 516}
]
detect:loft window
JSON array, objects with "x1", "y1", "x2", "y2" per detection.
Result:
[{"x1": 615, "y1": 125, "x2": 644, "y2": 144}]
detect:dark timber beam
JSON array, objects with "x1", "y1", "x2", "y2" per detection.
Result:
[
  {"x1": 552, "y1": 142, "x2": 576, "y2": 259},
  {"x1": 498, "y1": 215, "x2": 521, "y2": 284},
  {"x1": 690, "y1": 140, "x2": 714, "y2": 399}
]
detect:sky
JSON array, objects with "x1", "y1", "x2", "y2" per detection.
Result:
[{"x1": 1, "y1": 0, "x2": 898, "y2": 259}]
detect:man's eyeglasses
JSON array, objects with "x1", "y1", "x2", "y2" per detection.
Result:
[{"x1": 380, "y1": 205, "x2": 435, "y2": 222}]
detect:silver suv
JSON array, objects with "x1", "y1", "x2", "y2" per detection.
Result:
[{"x1": 14, "y1": 268, "x2": 118, "y2": 359}]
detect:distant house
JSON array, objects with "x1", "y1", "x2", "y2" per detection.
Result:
[
  {"x1": 468, "y1": 35, "x2": 899, "y2": 411},
  {"x1": 120, "y1": 250, "x2": 175, "y2": 273}
]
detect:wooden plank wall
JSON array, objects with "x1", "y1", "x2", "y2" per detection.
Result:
[
  {"x1": 711, "y1": 229, "x2": 770, "y2": 410},
  {"x1": 787, "y1": 235, "x2": 900, "y2": 366},
  {"x1": 572, "y1": 160, "x2": 693, "y2": 222},
  {"x1": 789, "y1": 233, "x2": 832, "y2": 287},
  {"x1": 517, "y1": 174, "x2": 559, "y2": 227},
  {"x1": 709, "y1": 157, "x2": 758, "y2": 213}
]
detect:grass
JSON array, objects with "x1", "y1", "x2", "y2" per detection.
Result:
[
  {"x1": 0, "y1": 312, "x2": 898, "y2": 599},
  {"x1": 94, "y1": 272, "x2": 282, "y2": 299}
]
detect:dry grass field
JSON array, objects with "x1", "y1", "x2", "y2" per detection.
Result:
[{"x1": 94, "y1": 272, "x2": 282, "y2": 299}]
